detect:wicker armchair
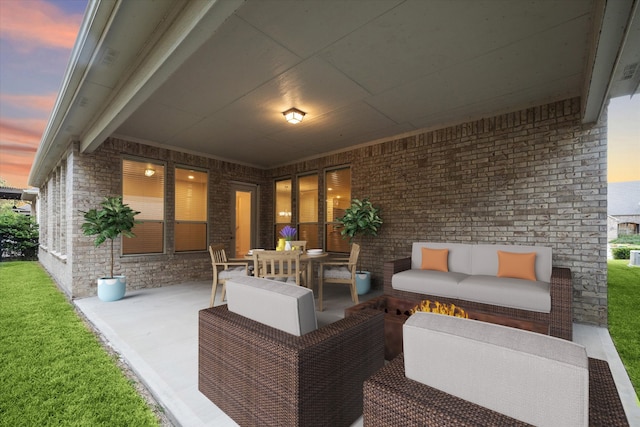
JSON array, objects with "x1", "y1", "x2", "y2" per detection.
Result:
[{"x1": 199, "y1": 305, "x2": 384, "y2": 427}]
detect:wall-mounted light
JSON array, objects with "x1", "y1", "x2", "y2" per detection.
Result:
[
  {"x1": 144, "y1": 168, "x2": 155, "y2": 177},
  {"x1": 283, "y1": 108, "x2": 305, "y2": 124}
]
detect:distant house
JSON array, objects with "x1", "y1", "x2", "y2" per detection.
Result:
[{"x1": 608, "y1": 181, "x2": 640, "y2": 240}]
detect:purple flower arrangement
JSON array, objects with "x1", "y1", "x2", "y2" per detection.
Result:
[{"x1": 279, "y1": 225, "x2": 297, "y2": 240}]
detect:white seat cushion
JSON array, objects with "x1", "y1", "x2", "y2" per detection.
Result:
[
  {"x1": 392, "y1": 269, "x2": 468, "y2": 298},
  {"x1": 458, "y1": 275, "x2": 551, "y2": 312},
  {"x1": 322, "y1": 266, "x2": 351, "y2": 279},
  {"x1": 403, "y1": 312, "x2": 588, "y2": 427},
  {"x1": 225, "y1": 276, "x2": 317, "y2": 336},
  {"x1": 219, "y1": 266, "x2": 247, "y2": 280}
]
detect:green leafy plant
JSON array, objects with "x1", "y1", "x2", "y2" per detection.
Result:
[
  {"x1": 0, "y1": 206, "x2": 38, "y2": 260},
  {"x1": 81, "y1": 197, "x2": 140, "y2": 278},
  {"x1": 336, "y1": 197, "x2": 383, "y2": 242},
  {"x1": 611, "y1": 246, "x2": 640, "y2": 260}
]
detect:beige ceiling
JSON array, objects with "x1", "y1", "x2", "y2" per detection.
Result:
[{"x1": 29, "y1": 0, "x2": 640, "y2": 186}]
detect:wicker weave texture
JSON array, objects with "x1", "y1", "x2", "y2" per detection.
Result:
[
  {"x1": 363, "y1": 355, "x2": 629, "y2": 427},
  {"x1": 383, "y1": 258, "x2": 573, "y2": 340},
  {"x1": 199, "y1": 305, "x2": 384, "y2": 426}
]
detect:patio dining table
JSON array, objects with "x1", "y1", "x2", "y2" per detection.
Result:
[{"x1": 244, "y1": 251, "x2": 329, "y2": 290}]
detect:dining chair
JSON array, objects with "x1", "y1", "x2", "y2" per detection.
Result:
[
  {"x1": 288, "y1": 240, "x2": 308, "y2": 285},
  {"x1": 209, "y1": 244, "x2": 250, "y2": 307},
  {"x1": 253, "y1": 250, "x2": 303, "y2": 285},
  {"x1": 288, "y1": 240, "x2": 307, "y2": 252},
  {"x1": 317, "y1": 243, "x2": 360, "y2": 311}
]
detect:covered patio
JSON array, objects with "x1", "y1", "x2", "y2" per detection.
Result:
[{"x1": 74, "y1": 283, "x2": 640, "y2": 426}]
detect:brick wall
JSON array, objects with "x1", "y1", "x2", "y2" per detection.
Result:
[
  {"x1": 271, "y1": 97, "x2": 608, "y2": 325},
  {"x1": 37, "y1": 96, "x2": 607, "y2": 324},
  {"x1": 68, "y1": 139, "x2": 269, "y2": 298}
]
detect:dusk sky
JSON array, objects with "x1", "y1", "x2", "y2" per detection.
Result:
[{"x1": 0, "y1": 0, "x2": 638, "y2": 189}]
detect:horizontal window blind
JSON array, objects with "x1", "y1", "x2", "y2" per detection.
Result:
[
  {"x1": 122, "y1": 159, "x2": 165, "y2": 254},
  {"x1": 175, "y1": 168, "x2": 207, "y2": 252},
  {"x1": 325, "y1": 167, "x2": 351, "y2": 253}
]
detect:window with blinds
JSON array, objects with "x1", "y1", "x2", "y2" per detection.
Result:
[
  {"x1": 297, "y1": 174, "x2": 319, "y2": 249},
  {"x1": 325, "y1": 167, "x2": 351, "y2": 253},
  {"x1": 175, "y1": 167, "x2": 208, "y2": 252},
  {"x1": 274, "y1": 178, "x2": 292, "y2": 246},
  {"x1": 122, "y1": 159, "x2": 165, "y2": 255}
]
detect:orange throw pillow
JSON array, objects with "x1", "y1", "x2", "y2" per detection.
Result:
[
  {"x1": 497, "y1": 251, "x2": 537, "y2": 281},
  {"x1": 421, "y1": 248, "x2": 449, "y2": 272}
]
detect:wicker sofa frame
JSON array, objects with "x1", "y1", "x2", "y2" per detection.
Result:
[
  {"x1": 199, "y1": 305, "x2": 384, "y2": 427},
  {"x1": 363, "y1": 354, "x2": 629, "y2": 426},
  {"x1": 384, "y1": 258, "x2": 573, "y2": 340}
]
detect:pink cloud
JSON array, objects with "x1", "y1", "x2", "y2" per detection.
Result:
[
  {"x1": 0, "y1": 118, "x2": 46, "y2": 145},
  {"x1": 0, "y1": 156, "x2": 32, "y2": 188},
  {"x1": 1, "y1": 93, "x2": 57, "y2": 114},
  {"x1": 0, "y1": 0, "x2": 83, "y2": 51},
  {"x1": 0, "y1": 119, "x2": 45, "y2": 188}
]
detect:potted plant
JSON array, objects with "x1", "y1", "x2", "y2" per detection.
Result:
[
  {"x1": 81, "y1": 196, "x2": 140, "y2": 301},
  {"x1": 336, "y1": 197, "x2": 383, "y2": 294}
]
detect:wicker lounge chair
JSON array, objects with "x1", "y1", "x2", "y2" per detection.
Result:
[
  {"x1": 363, "y1": 313, "x2": 629, "y2": 426},
  {"x1": 199, "y1": 304, "x2": 384, "y2": 426},
  {"x1": 363, "y1": 355, "x2": 629, "y2": 426}
]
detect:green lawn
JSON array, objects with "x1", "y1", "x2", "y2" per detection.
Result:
[
  {"x1": 0, "y1": 262, "x2": 161, "y2": 426},
  {"x1": 608, "y1": 259, "x2": 640, "y2": 396}
]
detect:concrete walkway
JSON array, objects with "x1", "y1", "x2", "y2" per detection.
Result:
[{"x1": 75, "y1": 282, "x2": 639, "y2": 427}]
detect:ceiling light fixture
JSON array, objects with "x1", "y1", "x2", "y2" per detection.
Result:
[
  {"x1": 283, "y1": 108, "x2": 305, "y2": 124},
  {"x1": 144, "y1": 168, "x2": 155, "y2": 177}
]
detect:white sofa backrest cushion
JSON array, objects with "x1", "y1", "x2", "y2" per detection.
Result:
[
  {"x1": 403, "y1": 312, "x2": 588, "y2": 427},
  {"x1": 411, "y1": 242, "x2": 473, "y2": 274},
  {"x1": 225, "y1": 276, "x2": 317, "y2": 336},
  {"x1": 471, "y1": 244, "x2": 552, "y2": 282}
]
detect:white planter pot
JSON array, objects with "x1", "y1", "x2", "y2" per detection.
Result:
[
  {"x1": 355, "y1": 271, "x2": 371, "y2": 295},
  {"x1": 97, "y1": 276, "x2": 126, "y2": 302}
]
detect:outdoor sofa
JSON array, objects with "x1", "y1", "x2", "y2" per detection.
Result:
[
  {"x1": 198, "y1": 276, "x2": 384, "y2": 426},
  {"x1": 384, "y1": 242, "x2": 573, "y2": 339}
]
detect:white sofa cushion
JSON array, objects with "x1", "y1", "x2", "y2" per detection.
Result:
[
  {"x1": 458, "y1": 275, "x2": 551, "y2": 312},
  {"x1": 411, "y1": 242, "x2": 473, "y2": 274},
  {"x1": 218, "y1": 266, "x2": 248, "y2": 280},
  {"x1": 472, "y1": 244, "x2": 552, "y2": 283},
  {"x1": 392, "y1": 269, "x2": 468, "y2": 297},
  {"x1": 225, "y1": 276, "x2": 317, "y2": 336},
  {"x1": 403, "y1": 313, "x2": 588, "y2": 427}
]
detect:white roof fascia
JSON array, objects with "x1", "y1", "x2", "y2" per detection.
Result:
[
  {"x1": 79, "y1": 0, "x2": 244, "y2": 154},
  {"x1": 582, "y1": 0, "x2": 636, "y2": 124}
]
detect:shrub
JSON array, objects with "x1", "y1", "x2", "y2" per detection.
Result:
[
  {"x1": 0, "y1": 207, "x2": 39, "y2": 260},
  {"x1": 610, "y1": 235, "x2": 640, "y2": 245},
  {"x1": 611, "y1": 246, "x2": 640, "y2": 260}
]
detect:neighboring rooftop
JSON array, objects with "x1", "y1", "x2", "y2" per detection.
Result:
[{"x1": 0, "y1": 187, "x2": 24, "y2": 201}]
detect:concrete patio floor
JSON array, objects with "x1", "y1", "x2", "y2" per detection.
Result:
[{"x1": 74, "y1": 281, "x2": 639, "y2": 426}]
